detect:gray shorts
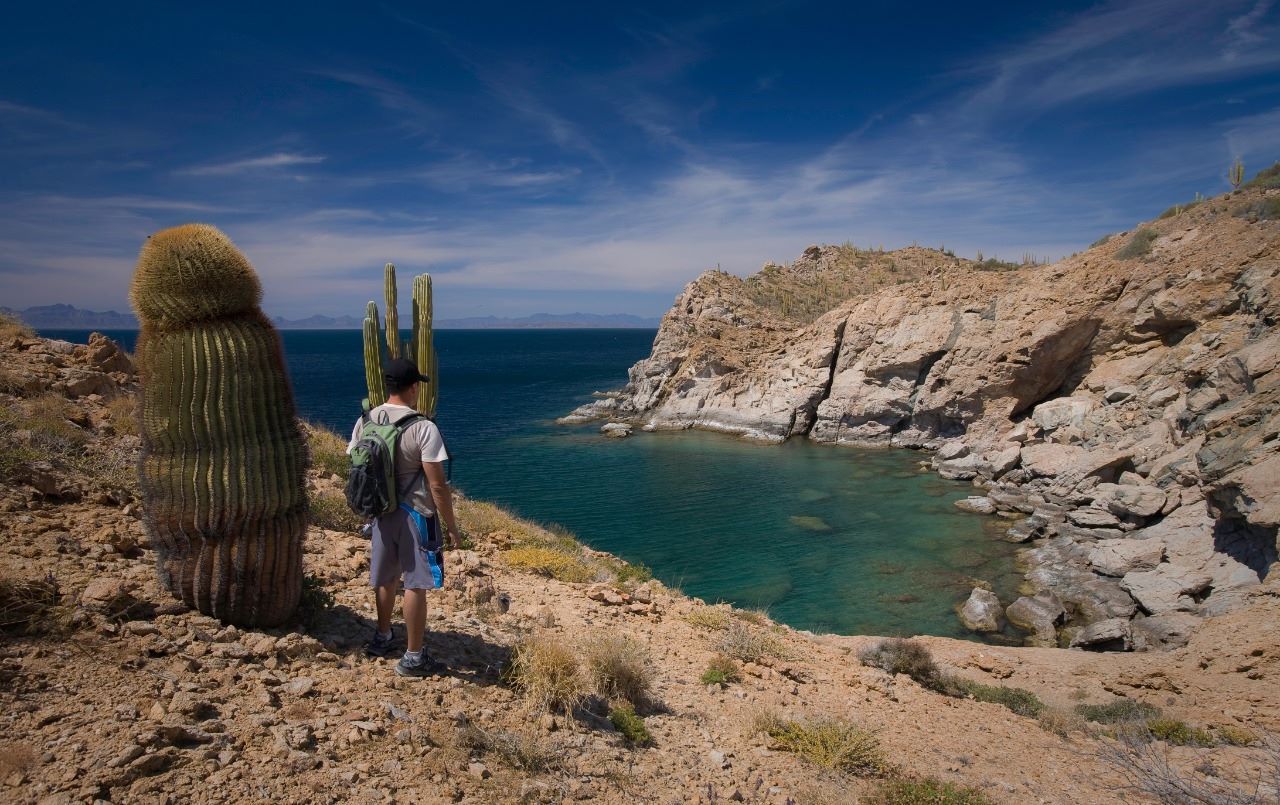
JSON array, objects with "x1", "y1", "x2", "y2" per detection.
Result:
[{"x1": 370, "y1": 505, "x2": 445, "y2": 590}]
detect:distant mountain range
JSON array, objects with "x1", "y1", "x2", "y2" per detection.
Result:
[{"x1": 2, "y1": 304, "x2": 660, "y2": 330}]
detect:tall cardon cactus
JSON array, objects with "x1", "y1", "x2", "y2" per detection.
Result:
[
  {"x1": 362, "y1": 263, "x2": 438, "y2": 418},
  {"x1": 130, "y1": 224, "x2": 308, "y2": 627}
]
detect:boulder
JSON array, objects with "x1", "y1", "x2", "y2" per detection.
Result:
[
  {"x1": 1070, "y1": 618, "x2": 1132, "y2": 651},
  {"x1": 59, "y1": 368, "x2": 114, "y2": 398},
  {"x1": 1031, "y1": 397, "x2": 1096, "y2": 432},
  {"x1": 936, "y1": 442, "x2": 969, "y2": 461},
  {"x1": 1003, "y1": 515, "x2": 1048, "y2": 543},
  {"x1": 80, "y1": 578, "x2": 138, "y2": 615},
  {"x1": 1120, "y1": 565, "x2": 1213, "y2": 614},
  {"x1": 1067, "y1": 507, "x2": 1123, "y2": 529},
  {"x1": 1104, "y1": 385, "x2": 1137, "y2": 403},
  {"x1": 1129, "y1": 613, "x2": 1199, "y2": 651},
  {"x1": 954, "y1": 496, "x2": 995, "y2": 515},
  {"x1": 600, "y1": 422, "x2": 633, "y2": 438},
  {"x1": 1005, "y1": 592, "x2": 1066, "y2": 646},
  {"x1": 1088, "y1": 539, "x2": 1165, "y2": 577},
  {"x1": 1020, "y1": 443, "x2": 1129, "y2": 483},
  {"x1": 957, "y1": 588, "x2": 1004, "y2": 633},
  {"x1": 1090, "y1": 482, "x2": 1166, "y2": 519}
]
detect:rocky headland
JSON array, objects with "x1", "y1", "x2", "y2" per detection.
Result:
[{"x1": 564, "y1": 175, "x2": 1280, "y2": 654}]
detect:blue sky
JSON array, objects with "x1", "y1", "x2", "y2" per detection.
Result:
[{"x1": 2, "y1": 1, "x2": 1278, "y2": 319}]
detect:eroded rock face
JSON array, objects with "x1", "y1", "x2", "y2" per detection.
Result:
[{"x1": 564, "y1": 189, "x2": 1280, "y2": 650}]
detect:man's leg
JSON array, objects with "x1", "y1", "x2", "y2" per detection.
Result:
[
  {"x1": 402, "y1": 588, "x2": 427, "y2": 653},
  {"x1": 374, "y1": 584, "x2": 398, "y2": 634}
]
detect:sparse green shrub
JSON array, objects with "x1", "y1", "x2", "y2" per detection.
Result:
[
  {"x1": 297, "y1": 575, "x2": 334, "y2": 630},
  {"x1": 701, "y1": 653, "x2": 741, "y2": 685},
  {"x1": 1146, "y1": 718, "x2": 1215, "y2": 747},
  {"x1": 506, "y1": 634, "x2": 586, "y2": 714},
  {"x1": 858, "y1": 638, "x2": 940, "y2": 687},
  {"x1": 685, "y1": 605, "x2": 731, "y2": 630},
  {"x1": 602, "y1": 556, "x2": 653, "y2": 586},
  {"x1": 868, "y1": 777, "x2": 995, "y2": 804},
  {"x1": 1075, "y1": 698, "x2": 1161, "y2": 725},
  {"x1": 1089, "y1": 234, "x2": 1113, "y2": 248},
  {"x1": 1116, "y1": 228, "x2": 1159, "y2": 261},
  {"x1": 609, "y1": 703, "x2": 652, "y2": 746},
  {"x1": 1038, "y1": 707, "x2": 1089, "y2": 737},
  {"x1": 732, "y1": 608, "x2": 770, "y2": 626},
  {"x1": 753, "y1": 710, "x2": 887, "y2": 776},
  {"x1": 583, "y1": 635, "x2": 653, "y2": 707},
  {"x1": 716, "y1": 621, "x2": 790, "y2": 663},
  {"x1": 941, "y1": 678, "x2": 1045, "y2": 718},
  {"x1": 860, "y1": 639, "x2": 1043, "y2": 717},
  {"x1": 1237, "y1": 197, "x2": 1280, "y2": 221},
  {"x1": 1158, "y1": 198, "x2": 1202, "y2": 219},
  {"x1": 1215, "y1": 725, "x2": 1259, "y2": 746}
]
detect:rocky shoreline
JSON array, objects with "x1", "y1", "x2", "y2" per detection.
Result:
[{"x1": 563, "y1": 183, "x2": 1280, "y2": 651}]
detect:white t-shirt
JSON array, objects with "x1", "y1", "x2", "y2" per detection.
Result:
[{"x1": 348, "y1": 403, "x2": 449, "y2": 515}]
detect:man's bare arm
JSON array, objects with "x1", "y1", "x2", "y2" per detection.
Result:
[{"x1": 424, "y1": 461, "x2": 459, "y2": 548}]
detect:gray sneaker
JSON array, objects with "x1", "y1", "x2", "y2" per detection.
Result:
[
  {"x1": 365, "y1": 630, "x2": 396, "y2": 658},
  {"x1": 394, "y1": 652, "x2": 446, "y2": 678}
]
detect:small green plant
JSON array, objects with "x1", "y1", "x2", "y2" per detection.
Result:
[
  {"x1": 1158, "y1": 195, "x2": 1203, "y2": 219},
  {"x1": 603, "y1": 557, "x2": 653, "y2": 586},
  {"x1": 1237, "y1": 197, "x2": 1280, "y2": 221},
  {"x1": 1115, "y1": 228, "x2": 1159, "y2": 260},
  {"x1": 754, "y1": 710, "x2": 887, "y2": 776},
  {"x1": 868, "y1": 777, "x2": 995, "y2": 804},
  {"x1": 296, "y1": 574, "x2": 334, "y2": 630},
  {"x1": 609, "y1": 703, "x2": 652, "y2": 746},
  {"x1": 1075, "y1": 698, "x2": 1161, "y2": 725},
  {"x1": 701, "y1": 653, "x2": 742, "y2": 685},
  {"x1": 1089, "y1": 234, "x2": 1113, "y2": 248},
  {"x1": 1146, "y1": 718, "x2": 1215, "y2": 747}
]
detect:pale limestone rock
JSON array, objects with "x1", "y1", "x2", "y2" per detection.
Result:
[
  {"x1": 958, "y1": 588, "x2": 1004, "y2": 633},
  {"x1": 1032, "y1": 397, "x2": 1096, "y2": 431},
  {"x1": 1089, "y1": 539, "x2": 1165, "y2": 577},
  {"x1": 1121, "y1": 565, "x2": 1213, "y2": 614}
]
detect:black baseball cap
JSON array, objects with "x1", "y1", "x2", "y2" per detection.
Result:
[{"x1": 384, "y1": 357, "x2": 430, "y2": 388}]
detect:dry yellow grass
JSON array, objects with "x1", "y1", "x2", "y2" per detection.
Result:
[
  {"x1": 583, "y1": 635, "x2": 654, "y2": 707},
  {"x1": 104, "y1": 393, "x2": 139, "y2": 436},
  {"x1": 302, "y1": 421, "x2": 350, "y2": 480},
  {"x1": 716, "y1": 621, "x2": 791, "y2": 663},
  {"x1": 506, "y1": 633, "x2": 586, "y2": 714},
  {"x1": 684, "y1": 605, "x2": 732, "y2": 630},
  {"x1": 502, "y1": 545, "x2": 596, "y2": 583},
  {"x1": 0, "y1": 313, "x2": 32, "y2": 343}
]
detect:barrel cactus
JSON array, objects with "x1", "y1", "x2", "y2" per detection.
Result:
[
  {"x1": 130, "y1": 224, "x2": 308, "y2": 627},
  {"x1": 361, "y1": 263, "x2": 438, "y2": 417}
]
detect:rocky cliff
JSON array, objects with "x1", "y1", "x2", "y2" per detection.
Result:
[{"x1": 565, "y1": 178, "x2": 1280, "y2": 651}]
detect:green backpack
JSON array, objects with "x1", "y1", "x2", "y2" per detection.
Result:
[{"x1": 344, "y1": 406, "x2": 425, "y2": 518}]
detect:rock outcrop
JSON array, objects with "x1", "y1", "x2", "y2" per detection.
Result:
[{"x1": 565, "y1": 183, "x2": 1280, "y2": 649}]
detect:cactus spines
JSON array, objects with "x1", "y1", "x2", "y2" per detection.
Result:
[
  {"x1": 1230, "y1": 158, "x2": 1245, "y2": 190},
  {"x1": 412, "y1": 274, "x2": 438, "y2": 418},
  {"x1": 130, "y1": 224, "x2": 308, "y2": 627},
  {"x1": 363, "y1": 301, "x2": 387, "y2": 408},
  {"x1": 384, "y1": 263, "x2": 400, "y2": 359}
]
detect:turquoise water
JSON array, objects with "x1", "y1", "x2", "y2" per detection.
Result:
[{"x1": 44, "y1": 328, "x2": 1019, "y2": 639}]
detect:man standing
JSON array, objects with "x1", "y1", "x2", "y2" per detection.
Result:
[{"x1": 348, "y1": 357, "x2": 459, "y2": 677}]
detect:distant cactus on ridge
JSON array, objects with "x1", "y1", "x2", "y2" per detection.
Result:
[
  {"x1": 1230, "y1": 158, "x2": 1245, "y2": 190},
  {"x1": 130, "y1": 224, "x2": 308, "y2": 626}
]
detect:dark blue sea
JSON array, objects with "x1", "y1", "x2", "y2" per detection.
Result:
[{"x1": 44, "y1": 328, "x2": 1020, "y2": 639}]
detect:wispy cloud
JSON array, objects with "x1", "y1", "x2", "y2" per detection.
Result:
[{"x1": 177, "y1": 152, "x2": 327, "y2": 177}]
